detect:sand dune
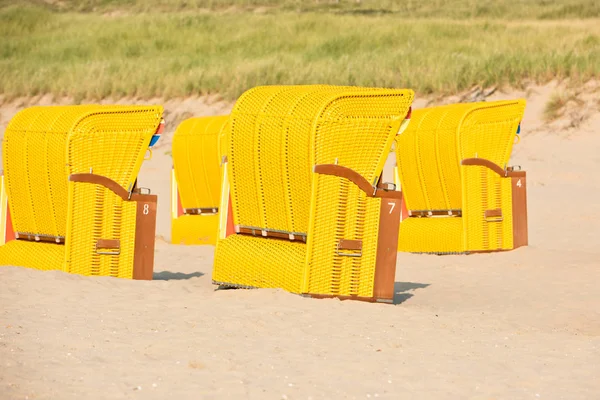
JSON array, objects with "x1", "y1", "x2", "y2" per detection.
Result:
[{"x1": 1, "y1": 84, "x2": 599, "y2": 399}]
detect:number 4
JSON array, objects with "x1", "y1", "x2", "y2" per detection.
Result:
[{"x1": 516, "y1": 179, "x2": 522, "y2": 188}]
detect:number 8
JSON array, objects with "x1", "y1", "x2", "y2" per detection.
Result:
[{"x1": 143, "y1": 204, "x2": 149, "y2": 215}]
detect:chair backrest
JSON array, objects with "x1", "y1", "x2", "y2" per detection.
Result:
[
  {"x1": 172, "y1": 116, "x2": 228, "y2": 211},
  {"x1": 225, "y1": 85, "x2": 414, "y2": 238},
  {"x1": 395, "y1": 100, "x2": 525, "y2": 212},
  {"x1": 227, "y1": 85, "x2": 333, "y2": 236}
]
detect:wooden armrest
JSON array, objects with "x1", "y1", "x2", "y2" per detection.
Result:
[
  {"x1": 69, "y1": 173, "x2": 152, "y2": 202},
  {"x1": 461, "y1": 158, "x2": 506, "y2": 177},
  {"x1": 461, "y1": 158, "x2": 525, "y2": 178},
  {"x1": 313, "y1": 164, "x2": 402, "y2": 199}
]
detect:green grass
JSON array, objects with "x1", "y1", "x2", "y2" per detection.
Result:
[
  {"x1": 1, "y1": 3, "x2": 599, "y2": 101},
  {"x1": 4, "y1": 0, "x2": 600, "y2": 19}
]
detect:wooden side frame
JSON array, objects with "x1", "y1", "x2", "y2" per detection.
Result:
[
  {"x1": 509, "y1": 171, "x2": 528, "y2": 249},
  {"x1": 133, "y1": 193, "x2": 158, "y2": 280},
  {"x1": 373, "y1": 195, "x2": 402, "y2": 302}
]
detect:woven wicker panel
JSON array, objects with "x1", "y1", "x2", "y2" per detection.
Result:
[
  {"x1": 459, "y1": 100, "x2": 526, "y2": 167},
  {"x1": 396, "y1": 104, "x2": 469, "y2": 211},
  {"x1": 64, "y1": 106, "x2": 163, "y2": 278},
  {"x1": 0, "y1": 241, "x2": 65, "y2": 271},
  {"x1": 228, "y1": 85, "x2": 332, "y2": 234},
  {"x1": 2, "y1": 105, "x2": 99, "y2": 238},
  {"x1": 213, "y1": 234, "x2": 306, "y2": 293},
  {"x1": 66, "y1": 188, "x2": 138, "y2": 278},
  {"x1": 462, "y1": 166, "x2": 514, "y2": 252},
  {"x1": 172, "y1": 116, "x2": 228, "y2": 209},
  {"x1": 305, "y1": 177, "x2": 383, "y2": 296},
  {"x1": 397, "y1": 217, "x2": 464, "y2": 254}
]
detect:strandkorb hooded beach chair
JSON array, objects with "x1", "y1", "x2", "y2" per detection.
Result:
[
  {"x1": 213, "y1": 85, "x2": 413, "y2": 303},
  {"x1": 395, "y1": 100, "x2": 528, "y2": 254},
  {"x1": 0, "y1": 105, "x2": 163, "y2": 279},
  {"x1": 171, "y1": 116, "x2": 229, "y2": 245}
]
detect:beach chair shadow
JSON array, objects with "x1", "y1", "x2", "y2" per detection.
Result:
[
  {"x1": 393, "y1": 281, "x2": 430, "y2": 304},
  {"x1": 153, "y1": 271, "x2": 204, "y2": 280}
]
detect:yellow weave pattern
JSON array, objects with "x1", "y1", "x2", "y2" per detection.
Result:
[
  {"x1": 459, "y1": 102, "x2": 525, "y2": 167},
  {"x1": 213, "y1": 234, "x2": 306, "y2": 292},
  {"x1": 462, "y1": 166, "x2": 514, "y2": 251},
  {"x1": 2, "y1": 105, "x2": 97, "y2": 238},
  {"x1": 306, "y1": 178, "x2": 383, "y2": 296},
  {"x1": 227, "y1": 85, "x2": 327, "y2": 234},
  {"x1": 397, "y1": 217, "x2": 463, "y2": 253},
  {"x1": 0, "y1": 241, "x2": 64, "y2": 271},
  {"x1": 214, "y1": 85, "x2": 414, "y2": 297},
  {"x1": 65, "y1": 106, "x2": 163, "y2": 277},
  {"x1": 395, "y1": 100, "x2": 525, "y2": 253}
]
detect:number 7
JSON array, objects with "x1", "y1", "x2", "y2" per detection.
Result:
[{"x1": 388, "y1": 202, "x2": 395, "y2": 214}]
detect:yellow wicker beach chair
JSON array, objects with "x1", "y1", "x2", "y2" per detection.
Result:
[
  {"x1": 171, "y1": 116, "x2": 229, "y2": 245},
  {"x1": 0, "y1": 105, "x2": 163, "y2": 279},
  {"x1": 395, "y1": 100, "x2": 528, "y2": 254},
  {"x1": 213, "y1": 85, "x2": 414, "y2": 303}
]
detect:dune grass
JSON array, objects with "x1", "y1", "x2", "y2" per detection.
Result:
[
  {"x1": 544, "y1": 92, "x2": 570, "y2": 121},
  {"x1": 1, "y1": 3, "x2": 599, "y2": 101}
]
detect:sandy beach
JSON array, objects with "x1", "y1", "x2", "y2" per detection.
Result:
[{"x1": 1, "y1": 83, "x2": 599, "y2": 399}]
